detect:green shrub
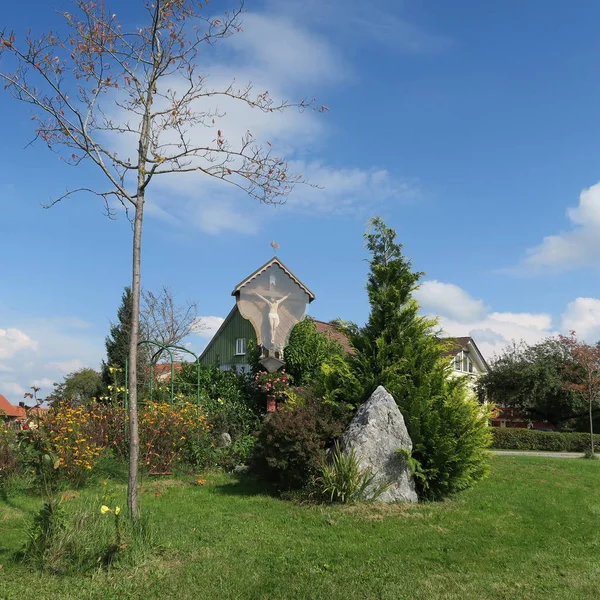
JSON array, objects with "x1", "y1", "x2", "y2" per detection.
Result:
[
  {"x1": 284, "y1": 318, "x2": 345, "y2": 386},
  {"x1": 251, "y1": 399, "x2": 350, "y2": 491},
  {"x1": 491, "y1": 428, "x2": 600, "y2": 452},
  {"x1": 315, "y1": 442, "x2": 392, "y2": 503},
  {"x1": 397, "y1": 380, "x2": 494, "y2": 500},
  {"x1": 207, "y1": 435, "x2": 256, "y2": 472},
  {"x1": 203, "y1": 396, "x2": 259, "y2": 441},
  {"x1": 0, "y1": 424, "x2": 19, "y2": 486}
]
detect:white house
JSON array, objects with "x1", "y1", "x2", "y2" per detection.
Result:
[{"x1": 444, "y1": 337, "x2": 489, "y2": 388}]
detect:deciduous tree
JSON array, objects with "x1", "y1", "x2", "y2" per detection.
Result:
[
  {"x1": 52, "y1": 368, "x2": 104, "y2": 403},
  {"x1": 0, "y1": 0, "x2": 322, "y2": 516},
  {"x1": 559, "y1": 333, "x2": 600, "y2": 456},
  {"x1": 141, "y1": 286, "x2": 198, "y2": 362},
  {"x1": 476, "y1": 338, "x2": 585, "y2": 429}
]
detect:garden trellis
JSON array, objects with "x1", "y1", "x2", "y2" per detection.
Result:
[{"x1": 120, "y1": 341, "x2": 204, "y2": 407}]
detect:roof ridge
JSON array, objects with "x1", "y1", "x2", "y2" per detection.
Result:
[{"x1": 231, "y1": 257, "x2": 315, "y2": 301}]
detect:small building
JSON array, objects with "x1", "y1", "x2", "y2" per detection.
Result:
[
  {"x1": 200, "y1": 256, "x2": 315, "y2": 372},
  {"x1": 0, "y1": 394, "x2": 47, "y2": 427},
  {"x1": 444, "y1": 337, "x2": 490, "y2": 380},
  {"x1": 0, "y1": 393, "x2": 27, "y2": 422}
]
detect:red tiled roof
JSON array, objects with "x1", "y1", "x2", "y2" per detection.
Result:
[
  {"x1": 153, "y1": 363, "x2": 184, "y2": 381},
  {"x1": 313, "y1": 320, "x2": 355, "y2": 354},
  {"x1": 0, "y1": 394, "x2": 26, "y2": 419},
  {"x1": 153, "y1": 363, "x2": 183, "y2": 375}
]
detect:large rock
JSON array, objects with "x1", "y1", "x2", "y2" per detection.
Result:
[{"x1": 339, "y1": 386, "x2": 418, "y2": 503}]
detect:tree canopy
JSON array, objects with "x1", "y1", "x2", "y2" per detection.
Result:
[
  {"x1": 52, "y1": 368, "x2": 103, "y2": 404},
  {"x1": 477, "y1": 338, "x2": 586, "y2": 429}
]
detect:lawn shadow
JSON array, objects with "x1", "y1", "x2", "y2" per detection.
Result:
[{"x1": 213, "y1": 473, "x2": 276, "y2": 498}]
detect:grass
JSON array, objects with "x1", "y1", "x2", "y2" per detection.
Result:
[{"x1": 1, "y1": 456, "x2": 600, "y2": 599}]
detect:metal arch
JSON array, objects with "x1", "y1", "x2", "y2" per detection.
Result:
[{"x1": 135, "y1": 340, "x2": 201, "y2": 405}]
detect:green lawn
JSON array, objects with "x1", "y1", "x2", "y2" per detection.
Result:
[{"x1": 1, "y1": 456, "x2": 600, "y2": 600}]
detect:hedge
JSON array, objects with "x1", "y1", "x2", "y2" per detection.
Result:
[{"x1": 491, "y1": 428, "x2": 600, "y2": 452}]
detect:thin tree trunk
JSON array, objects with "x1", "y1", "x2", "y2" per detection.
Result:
[
  {"x1": 127, "y1": 199, "x2": 144, "y2": 518},
  {"x1": 590, "y1": 398, "x2": 595, "y2": 457}
]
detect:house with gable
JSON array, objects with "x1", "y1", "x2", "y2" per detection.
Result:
[
  {"x1": 199, "y1": 257, "x2": 490, "y2": 386},
  {"x1": 444, "y1": 336, "x2": 490, "y2": 381},
  {"x1": 199, "y1": 256, "x2": 315, "y2": 372}
]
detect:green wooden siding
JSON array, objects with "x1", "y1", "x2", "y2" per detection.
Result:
[{"x1": 200, "y1": 306, "x2": 256, "y2": 368}]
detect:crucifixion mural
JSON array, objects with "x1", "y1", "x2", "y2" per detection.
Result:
[{"x1": 232, "y1": 257, "x2": 315, "y2": 371}]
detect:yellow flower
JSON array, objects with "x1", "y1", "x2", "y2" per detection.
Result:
[
  {"x1": 114, "y1": 506, "x2": 121, "y2": 515},
  {"x1": 100, "y1": 505, "x2": 111, "y2": 514}
]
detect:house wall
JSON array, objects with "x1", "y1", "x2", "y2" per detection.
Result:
[{"x1": 200, "y1": 307, "x2": 256, "y2": 371}]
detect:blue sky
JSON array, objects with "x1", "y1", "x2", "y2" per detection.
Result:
[{"x1": 2, "y1": 0, "x2": 600, "y2": 399}]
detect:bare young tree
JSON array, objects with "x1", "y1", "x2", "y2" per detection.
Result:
[
  {"x1": 0, "y1": 0, "x2": 324, "y2": 516},
  {"x1": 141, "y1": 286, "x2": 198, "y2": 361}
]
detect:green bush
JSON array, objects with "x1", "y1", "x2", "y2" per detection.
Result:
[
  {"x1": 491, "y1": 428, "x2": 600, "y2": 452},
  {"x1": 284, "y1": 318, "x2": 345, "y2": 386},
  {"x1": 0, "y1": 424, "x2": 19, "y2": 485},
  {"x1": 250, "y1": 399, "x2": 350, "y2": 491},
  {"x1": 397, "y1": 379, "x2": 494, "y2": 500},
  {"x1": 206, "y1": 435, "x2": 255, "y2": 472}
]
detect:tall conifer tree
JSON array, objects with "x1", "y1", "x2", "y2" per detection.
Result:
[{"x1": 349, "y1": 218, "x2": 492, "y2": 499}]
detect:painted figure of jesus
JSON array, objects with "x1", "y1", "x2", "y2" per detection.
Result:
[{"x1": 253, "y1": 292, "x2": 289, "y2": 346}]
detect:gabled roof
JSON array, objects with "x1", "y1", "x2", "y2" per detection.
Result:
[
  {"x1": 198, "y1": 304, "x2": 240, "y2": 361},
  {"x1": 444, "y1": 337, "x2": 489, "y2": 372},
  {"x1": 0, "y1": 394, "x2": 26, "y2": 418},
  {"x1": 313, "y1": 320, "x2": 355, "y2": 354},
  {"x1": 231, "y1": 257, "x2": 315, "y2": 302}
]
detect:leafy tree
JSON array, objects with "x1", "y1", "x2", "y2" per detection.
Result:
[
  {"x1": 477, "y1": 338, "x2": 585, "y2": 429},
  {"x1": 0, "y1": 1, "x2": 322, "y2": 517},
  {"x1": 284, "y1": 318, "x2": 345, "y2": 387},
  {"x1": 559, "y1": 333, "x2": 600, "y2": 456},
  {"x1": 52, "y1": 368, "x2": 103, "y2": 404},
  {"x1": 346, "y1": 217, "x2": 492, "y2": 499}
]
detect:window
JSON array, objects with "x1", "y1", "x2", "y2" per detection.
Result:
[
  {"x1": 454, "y1": 350, "x2": 475, "y2": 374},
  {"x1": 454, "y1": 353, "x2": 462, "y2": 371},
  {"x1": 235, "y1": 338, "x2": 247, "y2": 356}
]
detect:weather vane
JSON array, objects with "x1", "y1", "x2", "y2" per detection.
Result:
[{"x1": 270, "y1": 240, "x2": 280, "y2": 255}]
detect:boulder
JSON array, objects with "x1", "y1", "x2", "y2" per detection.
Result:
[
  {"x1": 339, "y1": 386, "x2": 418, "y2": 503},
  {"x1": 216, "y1": 432, "x2": 232, "y2": 448}
]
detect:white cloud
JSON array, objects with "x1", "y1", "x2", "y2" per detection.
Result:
[
  {"x1": 192, "y1": 316, "x2": 225, "y2": 340},
  {"x1": 31, "y1": 377, "x2": 56, "y2": 389},
  {"x1": 46, "y1": 359, "x2": 86, "y2": 375},
  {"x1": 228, "y1": 13, "x2": 349, "y2": 86},
  {"x1": 1, "y1": 381, "x2": 26, "y2": 397},
  {"x1": 0, "y1": 327, "x2": 38, "y2": 359},
  {"x1": 280, "y1": 162, "x2": 418, "y2": 215},
  {"x1": 561, "y1": 298, "x2": 600, "y2": 341},
  {"x1": 417, "y1": 280, "x2": 557, "y2": 359},
  {"x1": 101, "y1": 7, "x2": 413, "y2": 236},
  {"x1": 0, "y1": 318, "x2": 103, "y2": 401},
  {"x1": 414, "y1": 281, "x2": 487, "y2": 322},
  {"x1": 518, "y1": 182, "x2": 600, "y2": 271},
  {"x1": 269, "y1": 0, "x2": 452, "y2": 55}
]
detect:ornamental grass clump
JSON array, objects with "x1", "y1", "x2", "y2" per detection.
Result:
[
  {"x1": 316, "y1": 442, "x2": 392, "y2": 504},
  {"x1": 22, "y1": 494, "x2": 153, "y2": 573}
]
